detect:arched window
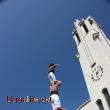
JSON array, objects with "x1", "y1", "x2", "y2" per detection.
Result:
[
  {"x1": 96, "y1": 99, "x2": 104, "y2": 110},
  {"x1": 88, "y1": 18, "x2": 94, "y2": 25},
  {"x1": 74, "y1": 30, "x2": 81, "y2": 44},
  {"x1": 102, "y1": 88, "x2": 110, "y2": 108},
  {"x1": 82, "y1": 23, "x2": 89, "y2": 33}
]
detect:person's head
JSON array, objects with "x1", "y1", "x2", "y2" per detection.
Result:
[
  {"x1": 48, "y1": 63, "x2": 55, "y2": 73},
  {"x1": 50, "y1": 83, "x2": 55, "y2": 90},
  {"x1": 49, "y1": 63, "x2": 55, "y2": 68},
  {"x1": 50, "y1": 82, "x2": 54, "y2": 86}
]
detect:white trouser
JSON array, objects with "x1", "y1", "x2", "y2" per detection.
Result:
[
  {"x1": 48, "y1": 72, "x2": 56, "y2": 83},
  {"x1": 50, "y1": 94, "x2": 61, "y2": 110}
]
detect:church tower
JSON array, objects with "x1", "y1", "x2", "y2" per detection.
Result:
[{"x1": 72, "y1": 16, "x2": 110, "y2": 110}]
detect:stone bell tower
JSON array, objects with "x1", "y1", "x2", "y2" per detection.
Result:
[{"x1": 72, "y1": 16, "x2": 110, "y2": 110}]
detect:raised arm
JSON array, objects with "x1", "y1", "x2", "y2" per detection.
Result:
[
  {"x1": 54, "y1": 80, "x2": 61, "y2": 87},
  {"x1": 48, "y1": 64, "x2": 60, "y2": 72}
]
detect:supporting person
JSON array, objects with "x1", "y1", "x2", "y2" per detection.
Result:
[{"x1": 50, "y1": 80, "x2": 64, "y2": 110}]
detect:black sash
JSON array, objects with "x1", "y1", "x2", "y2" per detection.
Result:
[{"x1": 50, "y1": 91, "x2": 58, "y2": 95}]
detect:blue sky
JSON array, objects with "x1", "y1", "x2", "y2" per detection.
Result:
[{"x1": 0, "y1": 0, "x2": 110, "y2": 110}]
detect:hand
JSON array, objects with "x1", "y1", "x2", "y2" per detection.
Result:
[{"x1": 54, "y1": 64, "x2": 60, "y2": 67}]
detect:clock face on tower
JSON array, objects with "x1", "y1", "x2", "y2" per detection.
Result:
[{"x1": 91, "y1": 65, "x2": 103, "y2": 82}]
